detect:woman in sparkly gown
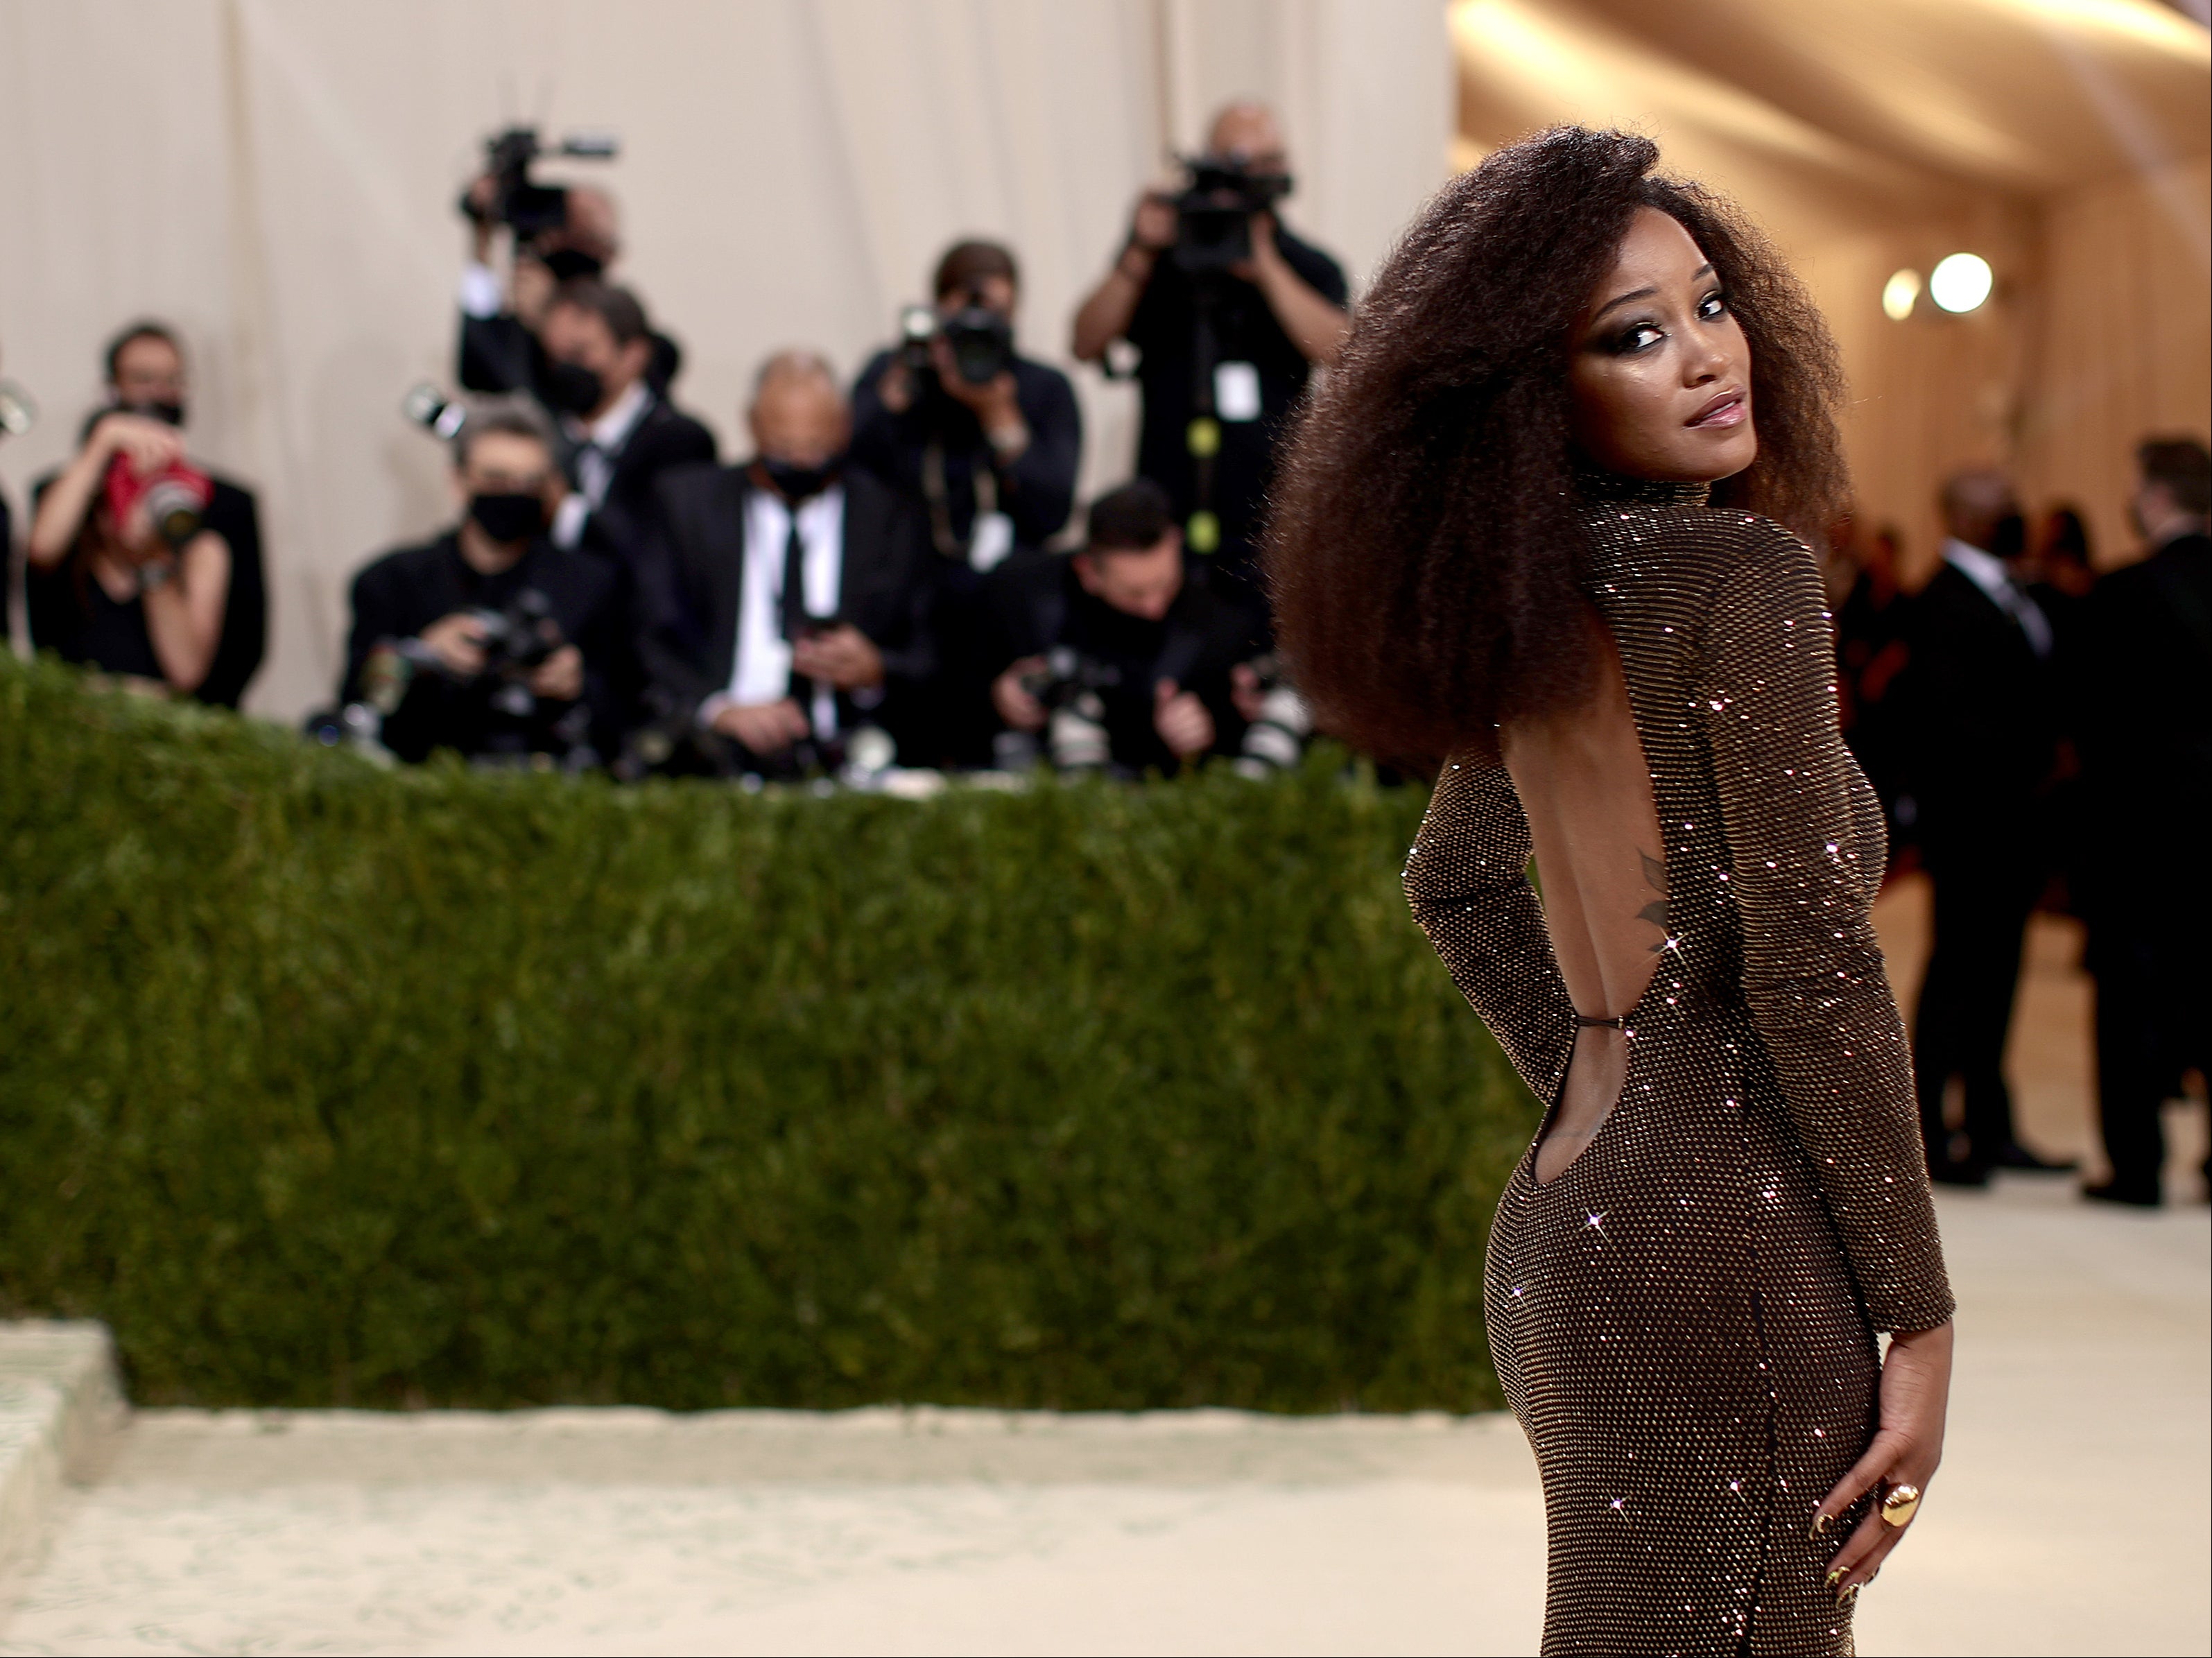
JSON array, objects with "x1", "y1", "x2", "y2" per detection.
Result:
[{"x1": 1265, "y1": 129, "x2": 1955, "y2": 1655}]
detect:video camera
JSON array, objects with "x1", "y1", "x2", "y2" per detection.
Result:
[
  {"x1": 1173, "y1": 153, "x2": 1293, "y2": 273},
  {"x1": 461, "y1": 126, "x2": 619, "y2": 245},
  {"x1": 897, "y1": 287, "x2": 1016, "y2": 389}
]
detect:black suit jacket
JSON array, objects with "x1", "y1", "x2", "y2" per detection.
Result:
[
  {"x1": 1898, "y1": 559, "x2": 2057, "y2": 846},
  {"x1": 567, "y1": 395, "x2": 718, "y2": 576},
  {"x1": 639, "y1": 464, "x2": 935, "y2": 733},
  {"x1": 2075, "y1": 532, "x2": 2212, "y2": 853}
]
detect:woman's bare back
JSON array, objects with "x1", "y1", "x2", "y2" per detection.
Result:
[{"x1": 1500, "y1": 606, "x2": 1669, "y2": 1184}]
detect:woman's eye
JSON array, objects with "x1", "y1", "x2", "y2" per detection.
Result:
[
  {"x1": 1615, "y1": 322, "x2": 1664, "y2": 354},
  {"x1": 1697, "y1": 291, "x2": 1728, "y2": 320}
]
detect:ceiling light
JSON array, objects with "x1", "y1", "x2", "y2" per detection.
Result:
[
  {"x1": 1882, "y1": 269, "x2": 1922, "y2": 321},
  {"x1": 1929, "y1": 253, "x2": 1994, "y2": 314}
]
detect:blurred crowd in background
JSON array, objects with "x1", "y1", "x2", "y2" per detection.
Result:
[
  {"x1": 1825, "y1": 444, "x2": 2209, "y2": 1208},
  {"x1": 0, "y1": 99, "x2": 2205, "y2": 1207},
  {"x1": 3, "y1": 101, "x2": 1342, "y2": 790}
]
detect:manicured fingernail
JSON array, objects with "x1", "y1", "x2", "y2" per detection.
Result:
[
  {"x1": 1835, "y1": 1582, "x2": 1858, "y2": 1608},
  {"x1": 1824, "y1": 1566, "x2": 1845, "y2": 1592},
  {"x1": 1809, "y1": 1513, "x2": 1832, "y2": 1539}
]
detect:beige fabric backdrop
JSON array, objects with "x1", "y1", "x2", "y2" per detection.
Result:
[{"x1": 0, "y1": 0, "x2": 1452, "y2": 720}]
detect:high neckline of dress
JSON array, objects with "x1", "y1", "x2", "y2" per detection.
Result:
[{"x1": 1573, "y1": 468, "x2": 1712, "y2": 510}]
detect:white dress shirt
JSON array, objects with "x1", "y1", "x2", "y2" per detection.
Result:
[
  {"x1": 458, "y1": 261, "x2": 506, "y2": 320},
  {"x1": 698, "y1": 484, "x2": 846, "y2": 738},
  {"x1": 1942, "y1": 537, "x2": 2052, "y2": 658}
]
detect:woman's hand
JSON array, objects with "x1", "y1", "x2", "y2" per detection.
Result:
[
  {"x1": 1815, "y1": 1320, "x2": 1953, "y2": 1600},
  {"x1": 27, "y1": 413, "x2": 187, "y2": 566},
  {"x1": 96, "y1": 412, "x2": 187, "y2": 479}
]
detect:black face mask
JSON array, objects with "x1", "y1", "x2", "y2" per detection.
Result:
[
  {"x1": 541, "y1": 360, "x2": 605, "y2": 417},
  {"x1": 761, "y1": 455, "x2": 840, "y2": 502},
  {"x1": 1988, "y1": 512, "x2": 2028, "y2": 562},
  {"x1": 123, "y1": 399, "x2": 187, "y2": 428},
  {"x1": 538, "y1": 246, "x2": 607, "y2": 284},
  {"x1": 468, "y1": 490, "x2": 546, "y2": 544}
]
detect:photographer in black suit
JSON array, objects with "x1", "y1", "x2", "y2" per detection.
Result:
[
  {"x1": 1899, "y1": 468, "x2": 2066, "y2": 1184},
  {"x1": 342, "y1": 399, "x2": 632, "y2": 768},
  {"x1": 2075, "y1": 438, "x2": 2212, "y2": 1206},
  {"x1": 1071, "y1": 101, "x2": 1349, "y2": 632},
  {"x1": 638, "y1": 352, "x2": 934, "y2": 777},
  {"x1": 985, "y1": 478, "x2": 1249, "y2": 779},
  {"x1": 25, "y1": 323, "x2": 265, "y2": 707},
  {"x1": 850, "y1": 239, "x2": 1082, "y2": 767},
  {"x1": 535, "y1": 280, "x2": 716, "y2": 573}
]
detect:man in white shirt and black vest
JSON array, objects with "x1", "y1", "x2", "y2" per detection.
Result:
[{"x1": 638, "y1": 352, "x2": 934, "y2": 777}]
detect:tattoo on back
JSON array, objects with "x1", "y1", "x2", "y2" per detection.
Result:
[{"x1": 1636, "y1": 850, "x2": 1668, "y2": 951}]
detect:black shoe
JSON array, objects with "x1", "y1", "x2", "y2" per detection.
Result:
[
  {"x1": 1927, "y1": 1157, "x2": 1991, "y2": 1188},
  {"x1": 2082, "y1": 1180, "x2": 2161, "y2": 1209},
  {"x1": 1991, "y1": 1141, "x2": 2078, "y2": 1173}
]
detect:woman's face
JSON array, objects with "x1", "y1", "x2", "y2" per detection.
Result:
[{"x1": 1568, "y1": 207, "x2": 1756, "y2": 483}]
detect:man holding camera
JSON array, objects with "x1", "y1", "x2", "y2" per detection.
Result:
[
  {"x1": 341, "y1": 399, "x2": 632, "y2": 767},
  {"x1": 987, "y1": 478, "x2": 1249, "y2": 778},
  {"x1": 1071, "y1": 102, "x2": 1349, "y2": 628},
  {"x1": 637, "y1": 352, "x2": 935, "y2": 777},
  {"x1": 24, "y1": 322, "x2": 264, "y2": 705},
  {"x1": 534, "y1": 279, "x2": 716, "y2": 573},
  {"x1": 849, "y1": 240, "x2": 1082, "y2": 767},
  {"x1": 852, "y1": 241, "x2": 1082, "y2": 566},
  {"x1": 456, "y1": 138, "x2": 682, "y2": 401}
]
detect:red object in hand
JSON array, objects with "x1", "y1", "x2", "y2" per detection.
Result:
[{"x1": 105, "y1": 451, "x2": 212, "y2": 549}]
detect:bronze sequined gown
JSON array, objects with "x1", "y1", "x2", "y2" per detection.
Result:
[{"x1": 1404, "y1": 486, "x2": 1955, "y2": 1656}]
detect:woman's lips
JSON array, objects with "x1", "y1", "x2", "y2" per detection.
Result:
[{"x1": 1688, "y1": 389, "x2": 1748, "y2": 429}]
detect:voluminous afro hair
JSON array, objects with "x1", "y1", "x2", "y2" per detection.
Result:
[{"x1": 1263, "y1": 127, "x2": 1848, "y2": 766}]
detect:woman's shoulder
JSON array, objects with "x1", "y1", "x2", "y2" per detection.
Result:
[{"x1": 1587, "y1": 502, "x2": 1820, "y2": 609}]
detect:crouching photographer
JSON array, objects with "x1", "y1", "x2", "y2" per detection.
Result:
[
  {"x1": 338, "y1": 399, "x2": 632, "y2": 768},
  {"x1": 986, "y1": 478, "x2": 1248, "y2": 778}
]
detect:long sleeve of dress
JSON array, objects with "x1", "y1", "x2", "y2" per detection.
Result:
[
  {"x1": 1404, "y1": 756, "x2": 1579, "y2": 1105},
  {"x1": 1699, "y1": 528, "x2": 1955, "y2": 1333}
]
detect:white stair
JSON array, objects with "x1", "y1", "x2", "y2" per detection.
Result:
[{"x1": 0, "y1": 1322, "x2": 125, "y2": 1569}]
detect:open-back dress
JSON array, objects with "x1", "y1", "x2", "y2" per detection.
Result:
[{"x1": 1403, "y1": 483, "x2": 1955, "y2": 1656}]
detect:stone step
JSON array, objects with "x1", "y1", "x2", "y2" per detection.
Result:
[{"x1": 0, "y1": 1322, "x2": 126, "y2": 1570}]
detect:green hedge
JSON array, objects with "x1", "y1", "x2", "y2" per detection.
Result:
[{"x1": 0, "y1": 655, "x2": 1535, "y2": 1412}]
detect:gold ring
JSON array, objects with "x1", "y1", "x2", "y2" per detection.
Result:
[{"x1": 1879, "y1": 1483, "x2": 1921, "y2": 1528}]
